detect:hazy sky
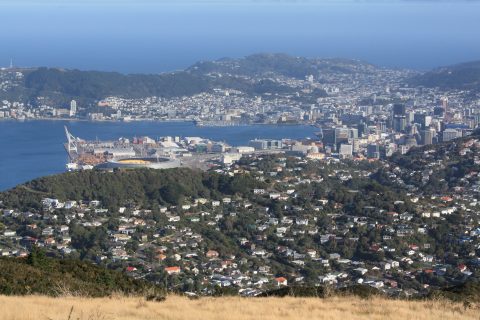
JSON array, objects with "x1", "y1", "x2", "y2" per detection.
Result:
[{"x1": 0, "y1": 0, "x2": 479, "y2": 72}]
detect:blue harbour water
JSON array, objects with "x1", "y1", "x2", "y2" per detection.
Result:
[
  {"x1": 0, "y1": 1, "x2": 479, "y2": 72},
  {"x1": 0, "y1": 120, "x2": 317, "y2": 191}
]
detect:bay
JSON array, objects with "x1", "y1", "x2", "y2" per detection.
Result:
[{"x1": 0, "y1": 120, "x2": 317, "y2": 191}]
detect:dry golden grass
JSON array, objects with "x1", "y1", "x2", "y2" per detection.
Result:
[{"x1": 0, "y1": 295, "x2": 478, "y2": 320}]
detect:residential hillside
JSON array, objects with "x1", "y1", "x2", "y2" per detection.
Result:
[
  {"x1": 374, "y1": 130, "x2": 480, "y2": 195},
  {"x1": 3, "y1": 135, "x2": 480, "y2": 297}
]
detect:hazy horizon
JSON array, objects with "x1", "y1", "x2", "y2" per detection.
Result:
[{"x1": 1, "y1": 0, "x2": 479, "y2": 73}]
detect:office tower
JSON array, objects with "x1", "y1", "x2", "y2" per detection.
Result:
[
  {"x1": 377, "y1": 122, "x2": 387, "y2": 132},
  {"x1": 406, "y1": 111, "x2": 415, "y2": 124},
  {"x1": 333, "y1": 127, "x2": 348, "y2": 144},
  {"x1": 69, "y1": 100, "x2": 77, "y2": 117},
  {"x1": 439, "y1": 97, "x2": 448, "y2": 110},
  {"x1": 442, "y1": 128, "x2": 461, "y2": 142},
  {"x1": 339, "y1": 144, "x2": 353, "y2": 158},
  {"x1": 249, "y1": 139, "x2": 283, "y2": 150},
  {"x1": 393, "y1": 104, "x2": 406, "y2": 116},
  {"x1": 348, "y1": 128, "x2": 358, "y2": 139},
  {"x1": 417, "y1": 115, "x2": 433, "y2": 129},
  {"x1": 357, "y1": 122, "x2": 366, "y2": 137},
  {"x1": 434, "y1": 106, "x2": 445, "y2": 118},
  {"x1": 393, "y1": 116, "x2": 407, "y2": 132},
  {"x1": 367, "y1": 144, "x2": 380, "y2": 159},
  {"x1": 420, "y1": 129, "x2": 435, "y2": 145},
  {"x1": 392, "y1": 104, "x2": 407, "y2": 132},
  {"x1": 322, "y1": 128, "x2": 335, "y2": 145},
  {"x1": 409, "y1": 123, "x2": 420, "y2": 135}
]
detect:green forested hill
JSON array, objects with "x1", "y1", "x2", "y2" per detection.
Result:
[
  {"x1": 23, "y1": 68, "x2": 212, "y2": 100},
  {"x1": 0, "y1": 168, "x2": 265, "y2": 210}
]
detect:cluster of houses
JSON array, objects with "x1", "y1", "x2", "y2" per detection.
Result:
[{"x1": 1, "y1": 144, "x2": 480, "y2": 296}]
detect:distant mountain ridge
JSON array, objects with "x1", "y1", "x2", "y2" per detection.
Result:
[
  {"x1": 0, "y1": 53, "x2": 381, "y2": 107},
  {"x1": 409, "y1": 60, "x2": 480, "y2": 91},
  {"x1": 3, "y1": 53, "x2": 480, "y2": 109},
  {"x1": 188, "y1": 53, "x2": 378, "y2": 78}
]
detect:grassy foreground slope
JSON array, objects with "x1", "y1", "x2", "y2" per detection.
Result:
[{"x1": 0, "y1": 295, "x2": 477, "y2": 320}]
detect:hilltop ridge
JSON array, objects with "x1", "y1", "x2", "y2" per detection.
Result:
[
  {"x1": 409, "y1": 60, "x2": 480, "y2": 91},
  {"x1": 0, "y1": 53, "x2": 395, "y2": 108}
]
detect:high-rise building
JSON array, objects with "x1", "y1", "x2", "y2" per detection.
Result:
[
  {"x1": 439, "y1": 97, "x2": 448, "y2": 109},
  {"x1": 420, "y1": 129, "x2": 435, "y2": 145},
  {"x1": 442, "y1": 128, "x2": 461, "y2": 142},
  {"x1": 440, "y1": 97, "x2": 451, "y2": 122},
  {"x1": 393, "y1": 104, "x2": 406, "y2": 116},
  {"x1": 357, "y1": 122, "x2": 367, "y2": 137},
  {"x1": 249, "y1": 139, "x2": 283, "y2": 150},
  {"x1": 434, "y1": 106, "x2": 445, "y2": 118},
  {"x1": 367, "y1": 144, "x2": 380, "y2": 159},
  {"x1": 321, "y1": 128, "x2": 335, "y2": 145},
  {"x1": 335, "y1": 127, "x2": 350, "y2": 145},
  {"x1": 393, "y1": 115, "x2": 407, "y2": 132},
  {"x1": 413, "y1": 113, "x2": 424, "y2": 126},
  {"x1": 339, "y1": 144, "x2": 353, "y2": 158},
  {"x1": 69, "y1": 100, "x2": 77, "y2": 117},
  {"x1": 348, "y1": 128, "x2": 358, "y2": 139},
  {"x1": 392, "y1": 104, "x2": 407, "y2": 132},
  {"x1": 377, "y1": 122, "x2": 387, "y2": 132},
  {"x1": 409, "y1": 123, "x2": 420, "y2": 136},
  {"x1": 322, "y1": 127, "x2": 346, "y2": 145},
  {"x1": 351, "y1": 138, "x2": 360, "y2": 153},
  {"x1": 322, "y1": 127, "x2": 359, "y2": 150},
  {"x1": 406, "y1": 111, "x2": 415, "y2": 124},
  {"x1": 414, "y1": 114, "x2": 432, "y2": 129}
]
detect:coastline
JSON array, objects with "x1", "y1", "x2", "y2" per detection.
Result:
[
  {"x1": 0, "y1": 117, "x2": 317, "y2": 127},
  {"x1": 0, "y1": 117, "x2": 195, "y2": 123},
  {"x1": 0, "y1": 120, "x2": 318, "y2": 191}
]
